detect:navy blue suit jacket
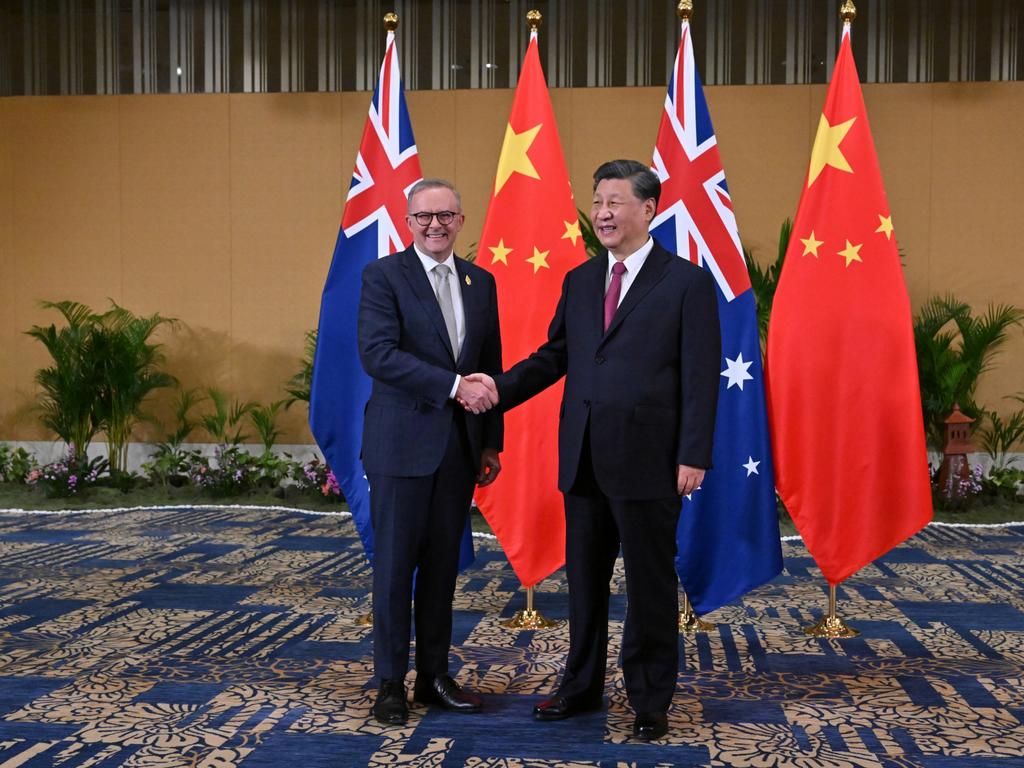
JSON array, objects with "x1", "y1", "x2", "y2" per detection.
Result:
[
  {"x1": 358, "y1": 246, "x2": 503, "y2": 477},
  {"x1": 496, "y1": 242, "x2": 720, "y2": 500}
]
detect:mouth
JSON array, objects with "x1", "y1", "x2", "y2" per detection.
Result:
[{"x1": 597, "y1": 225, "x2": 617, "y2": 237}]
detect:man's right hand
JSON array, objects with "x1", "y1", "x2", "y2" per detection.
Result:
[{"x1": 457, "y1": 373, "x2": 498, "y2": 414}]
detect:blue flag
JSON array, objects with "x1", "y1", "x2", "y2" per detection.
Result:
[
  {"x1": 309, "y1": 30, "x2": 473, "y2": 569},
  {"x1": 649, "y1": 20, "x2": 783, "y2": 614}
]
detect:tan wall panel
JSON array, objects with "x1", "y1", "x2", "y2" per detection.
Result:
[
  {"x1": 339, "y1": 92, "x2": 371, "y2": 196},
  {"x1": 709, "y1": 84, "x2": 814, "y2": 260},
  {"x1": 407, "y1": 91, "x2": 458, "y2": 185},
  {"x1": 8, "y1": 97, "x2": 122, "y2": 439},
  {"x1": 2, "y1": 82, "x2": 1023, "y2": 442},
  {"x1": 448, "y1": 89, "x2": 514, "y2": 253},
  {"x1": 929, "y1": 83, "x2": 1024, "y2": 415},
  {"x1": 862, "y1": 84, "x2": 934, "y2": 303},
  {"x1": 229, "y1": 93, "x2": 343, "y2": 440},
  {"x1": 566, "y1": 87, "x2": 664, "y2": 217},
  {"x1": 0, "y1": 100, "x2": 13, "y2": 436},
  {"x1": 119, "y1": 95, "x2": 232, "y2": 439}
]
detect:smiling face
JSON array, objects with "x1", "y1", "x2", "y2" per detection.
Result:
[
  {"x1": 590, "y1": 178, "x2": 656, "y2": 259},
  {"x1": 406, "y1": 186, "x2": 464, "y2": 262}
]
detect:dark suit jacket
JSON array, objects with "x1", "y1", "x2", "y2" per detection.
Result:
[
  {"x1": 358, "y1": 246, "x2": 503, "y2": 477},
  {"x1": 496, "y1": 242, "x2": 720, "y2": 500}
]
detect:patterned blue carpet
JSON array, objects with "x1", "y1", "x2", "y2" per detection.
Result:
[{"x1": 1, "y1": 507, "x2": 1023, "y2": 767}]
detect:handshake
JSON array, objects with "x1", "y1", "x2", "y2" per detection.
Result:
[{"x1": 456, "y1": 373, "x2": 499, "y2": 414}]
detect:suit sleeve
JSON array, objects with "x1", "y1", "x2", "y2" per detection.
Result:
[
  {"x1": 358, "y1": 261, "x2": 456, "y2": 409},
  {"x1": 480, "y1": 275, "x2": 504, "y2": 452},
  {"x1": 495, "y1": 272, "x2": 570, "y2": 411},
  {"x1": 677, "y1": 269, "x2": 721, "y2": 468}
]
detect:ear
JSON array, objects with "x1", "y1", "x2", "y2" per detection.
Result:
[{"x1": 644, "y1": 198, "x2": 657, "y2": 222}]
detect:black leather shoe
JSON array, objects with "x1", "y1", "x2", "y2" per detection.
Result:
[
  {"x1": 371, "y1": 679, "x2": 409, "y2": 725},
  {"x1": 532, "y1": 694, "x2": 603, "y2": 721},
  {"x1": 632, "y1": 711, "x2": 668, "y2": 740},
  {"x1": 413, "y1": 674, "x2": 483, "y2": 713}
]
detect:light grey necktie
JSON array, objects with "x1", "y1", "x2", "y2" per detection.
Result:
[{"x1": 432, "y1": 263, "x2": 460, "y2": 357}]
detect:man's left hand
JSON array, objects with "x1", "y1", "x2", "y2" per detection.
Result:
[
  {"x1": 477, "y1": 449, "x2": 501, "y2": 487},
  {"x1": 677, "y1": 465, "x2": 705, "y2": 496}
]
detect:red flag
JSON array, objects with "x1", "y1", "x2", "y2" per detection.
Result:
[
  {"x1": 764, "y1": 25, "x2": 932, "y2": 585},
  {"x1": 473, "y1": 30, "x2": 586, "y2": 588}
]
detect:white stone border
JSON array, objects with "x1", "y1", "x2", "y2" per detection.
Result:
[
  {"x1": 0, "y1": 503, "x2": 501, "y2": 541},
  {"x1": 2, "y1": 504, "x2": 1020, "y2": 544}
]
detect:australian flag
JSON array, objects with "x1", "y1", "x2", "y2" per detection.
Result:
[
  {"x1": 650, "y1": 20, "x2": 783, "y2": 614},
  {"x1": 309, "y1": 30, "x2": 473, "y2": 568}
]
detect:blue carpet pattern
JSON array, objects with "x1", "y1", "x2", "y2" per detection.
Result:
[{"x1": 1, "y1": 508, "x2": 1023, "y2": 767}]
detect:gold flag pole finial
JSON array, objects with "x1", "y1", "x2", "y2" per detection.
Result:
[
  {"x1": 677, "y1": 0, "x2": 693, "y2": 22},
  {"x1": 383, "y1": 12, "x2": 399, "y2": 32},
  {"x1": 840, "y1": 1, "x2": 856, "y2": 24},
  {"x1": 527, "y1": 9, "x2": 542, "y2": 31}
]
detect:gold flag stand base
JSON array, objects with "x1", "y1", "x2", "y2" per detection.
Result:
[
  {"x1": 678, "y1": 593, "x2": 714, "y2": 634},
  {"x1": 501, "y1": 586, "x2": 559, "y2": 630},
  {"x1": 802, "y1": 585, "x2": 860, "y2": 638}
]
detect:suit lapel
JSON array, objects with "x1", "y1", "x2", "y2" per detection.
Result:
[
  {"x1": 400, "y1": 247, "x2": 456, "y2": 362},
  {"x1": 601, "y1": 244, "x2": 671, "y2": 342},
  {"x1": 584, "y1": 255, "x2": 609, "y2": 344},
  {"x1": 453, "y1": 258, "x2": 476, "y2": 367}
]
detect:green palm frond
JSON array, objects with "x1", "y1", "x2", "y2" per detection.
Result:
[{"x1": 913, "y1": 294, "x2": 1024, "y2": 450}]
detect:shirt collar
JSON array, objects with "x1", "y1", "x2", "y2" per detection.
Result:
[
  {"x1": 414, "y1": 245, "x2": 457, "y2": 275},
  {"x1": 607, "y1": 236, "x2": 654, "y2": 276}
]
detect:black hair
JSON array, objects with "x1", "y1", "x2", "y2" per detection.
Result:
[{"x1": 592, "y1": 159, "x2": 660, "y2": 208}]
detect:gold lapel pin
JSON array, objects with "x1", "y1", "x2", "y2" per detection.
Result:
[{"x1": 465, "y1": 275, "x2": 472, "y2": 286}]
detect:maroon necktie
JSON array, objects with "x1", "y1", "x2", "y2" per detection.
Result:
[{"x1": 604, "y1": 261, "x2": 627, "y2": 331}]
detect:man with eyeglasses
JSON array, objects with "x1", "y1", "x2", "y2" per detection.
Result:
[{"x1": 358, "y1": 178, "x2": 504, "y2": 725}]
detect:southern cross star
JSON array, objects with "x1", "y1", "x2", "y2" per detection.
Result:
[{"x1": 721, "y1": 353, "x2": 754, "y2": 390}]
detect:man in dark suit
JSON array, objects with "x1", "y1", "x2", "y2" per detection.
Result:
[
  {"x1": 467, "y1": 160, "x2": 720, "y2": 740},
  {"x1": 358, "y1": 178, "x2": 503, "y2": 726}
]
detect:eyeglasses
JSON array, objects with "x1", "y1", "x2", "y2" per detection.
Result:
[{"x1": 409, "y1": 210, "x2": 459, "y2": 227}]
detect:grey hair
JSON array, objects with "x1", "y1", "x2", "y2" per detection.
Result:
[
  {"x1": 592, "y1": 159, "x2": 660, "y2": 208},
  {"x1": 407, "y1": 178, "x2": 462, "y2": 211}
]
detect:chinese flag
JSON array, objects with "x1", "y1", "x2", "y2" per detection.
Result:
[
  {"x1": 764, "y1": 25, "x2": 932, "y2": 586},
  {"x1": 473, "y1": 30, "x2": 586, "y2": 588}
]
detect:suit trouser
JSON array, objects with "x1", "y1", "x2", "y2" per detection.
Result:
[
  {"x1": 368, "y1": 415, "x2": 475, "y2": 683},
  {"x1": 559, "y1": 427, "x2": 681, "y2": 714}
]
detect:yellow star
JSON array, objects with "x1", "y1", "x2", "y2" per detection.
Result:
[
  {"x1": 561, "y1": 219, "x2": 582, "y2": 247},
  {"x1": 494, "y1": 122, "x2": 542, "y2": 195},
  {"x1": 838, "y1": 239, "x2": 863, "y2": 267},
  {"x1": 807, "y1": 114, "x2": 856, "y2": 187},
  {"x1": 875, "y1": 214, "x2": 894, "y2": 240},
  {"x1": 526, "y1": 246, "x2": 550, "y2": 273},
  {"x1": 800, "y1": 230, "x2": 824, "y2": 258},
  {"x1": 488, "y1": 239, "x2": 512, "y2": 266}
]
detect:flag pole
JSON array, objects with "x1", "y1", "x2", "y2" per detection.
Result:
[
  {"x1": 798, "y1": 1, "x2": 863, "y2": 643},
  {"x1": 679, "y1": 591, "x2": 714, "y2": 635},
  {"x1": 670, "y1": 0, "x2": 712, "y2": 639},
  {"x1": 803, "y1": 0, "x2": 861, "y2": 642},
  {"x1": 488, "y1": 7, "x2": 561, "y2": 633},
  {"x1": 354, "y1": 7, "x2": 400, "y2": 629}
]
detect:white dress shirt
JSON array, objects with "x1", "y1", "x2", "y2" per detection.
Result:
[
  {"x1": 414, "y1": 246, "x2": 466, "y2": 399},
  {"x1": 605, "y1": 236, "x2": 654, "y2": 307}
]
